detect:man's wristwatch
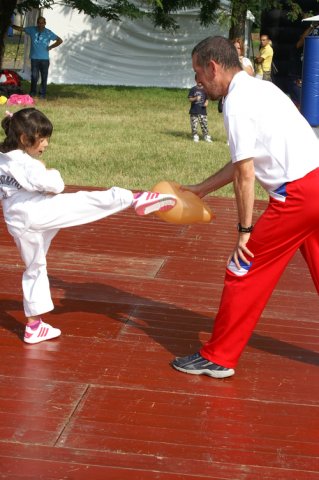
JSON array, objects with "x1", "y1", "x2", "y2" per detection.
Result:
[{"x1": 237, "y1": 223, "x2": 254, "y2": 233}]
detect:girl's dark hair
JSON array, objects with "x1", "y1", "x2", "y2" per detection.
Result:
[
  {"x1": 0, "y1": 108, "x2": 53, "y2": 153},
  {"x1": 192, "y1": 36, "x2": 241, "y2": 70}
]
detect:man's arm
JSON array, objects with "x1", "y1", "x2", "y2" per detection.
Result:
[
  {"x1": 296, "y1": 25, "x2": 313, "y2": 49},
  {"x1": 254, "y1": 55, "x2": 264, "y2": 64},
  {"x1": 48, "y1": 36, "x2": 63, "y2": 51},
  {"x1": 233, "y1": 158, "x2": 255, "y2": 228},
  {"x1": 232, "y1": 158, "x2": 255, "y2": 267},
  {"x1": 183, "y1": 158, "x2": 255, "y2": 268},
  {"x1": 11, "y1": 24, "x2": 24, "y2": 33},
  {"x1": 184, "y1": 160, "x2": 234, "y2": 198}
]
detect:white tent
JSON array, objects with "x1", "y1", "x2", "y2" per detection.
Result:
[
  {"x1": 42, "y1": 6, "x2": 226, "y2": 88},
  {"x1": 20, "y1": 4, "x2": 253, "y2": 88},
  {"x1": 302, "y1": 15, "x2": 319, "y2": 22}
]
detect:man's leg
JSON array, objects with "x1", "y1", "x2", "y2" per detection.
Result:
[
  {"x1": 202, "y1": 170, "x2": 319, "y2": 369},
  {"x1": 30, "y1": 59, "x2": 40, "y2": 96},
  {"x1": 262, "y1": 71, "x2": 272, "y2": 82},
  {"x1": 38, "y1": 60, "x2": 49, "y2": 98},
  {"x1": 201, "y1": 235, "x2": 297, "y2": 368},
  {"x1": 300, "y1": 229, "x2": 319, "y2": 293},
  {"x1": 173, "y1": 168, "x2": 319, "y2": 374}
]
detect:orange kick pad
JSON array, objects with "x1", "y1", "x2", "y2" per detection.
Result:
[{"x1": 152, "y1": 181, "x2": 214, "y2": 224}]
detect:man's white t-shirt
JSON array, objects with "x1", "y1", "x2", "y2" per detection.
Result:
[{"x1": 223, "y1": 71, "x2": 319, "y2": 199}]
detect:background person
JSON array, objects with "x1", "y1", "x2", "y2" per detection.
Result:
[
  {"x1": 232, "y1": 37, "x2": 254, "y2": 76},
  {"x1": 188, "y1": 74, "x2": 212, "y2": 142},
  {"x1": 255, "y1": 34, "x2": 273, "y2": 81},
  {"x1": 12, "y1": 16, "x2": 63, "y2": 99}
]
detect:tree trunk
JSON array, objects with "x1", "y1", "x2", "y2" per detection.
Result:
[
  {"x1": 0, "y1": 0, "x2": 18, "y2": 69},
  {"x1": 228, "y1": 0, "x2": 247, "y2": 40}
]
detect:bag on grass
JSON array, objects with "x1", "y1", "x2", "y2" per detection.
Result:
[
  {"x1": 0, "y1": 69, "x2": 23, "y2": 96},
  {"x1": 7, "y1": 94, "x2": 34, "y2": 106}
]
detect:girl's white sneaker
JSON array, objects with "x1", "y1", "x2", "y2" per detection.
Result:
[
  {"x1": 24, "y1": 320, "x2": 61, "y2": 344},
  {"x1": 133, "y1": 191, "x2": 176, "y2": 216}
]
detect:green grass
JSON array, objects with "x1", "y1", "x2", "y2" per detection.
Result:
[{"x1": 0, "y1": 82, "x2": 267, "y2": 200}]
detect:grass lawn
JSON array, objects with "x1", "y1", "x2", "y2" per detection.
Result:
[{"x1": 0, "y1": 84, "x2": 232, "y2": 192}]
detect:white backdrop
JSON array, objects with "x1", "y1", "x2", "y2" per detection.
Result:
[{"x1": 22, "y1": 6, "x2": 227, "y2": 88}]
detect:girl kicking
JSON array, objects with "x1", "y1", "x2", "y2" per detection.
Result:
[{"x1": 0, "y1": 108, "x2": 176, "y2": 344}]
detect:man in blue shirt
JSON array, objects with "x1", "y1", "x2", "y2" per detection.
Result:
[{"x1": 12, "y1": 16, "x2": 63, "y2": 99}]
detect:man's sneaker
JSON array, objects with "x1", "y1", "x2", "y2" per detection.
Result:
[
  {"x1": 204, "y1": 135, "x2": 213, "y2": 143},
  {"x1": 133, "y1": 191, "x2": 176, "y2": 216},
  {"x1": 193, "y1": 134, "x2": 199, "y2": 142},
  {"x1": 171, "y1": 352, "x2": 235, "y2": 379},
  {"x1": 24, "y1": 320, "x2": 61, "y2": 344}
]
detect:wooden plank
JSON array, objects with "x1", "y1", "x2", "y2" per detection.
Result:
[
  {"x1": 0, "y1": 193, "x2": 318, "y2": 480},
  {"x1": 1, "y1": 443, "x2": 318, "y2": 480}
]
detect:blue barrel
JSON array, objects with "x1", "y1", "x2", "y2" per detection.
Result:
[{"x1": 301, "y1": 36, "x2": 319, "y2": 126}]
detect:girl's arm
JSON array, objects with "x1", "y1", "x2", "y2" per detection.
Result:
[{"x1": 9, "y1": 154, "x2": 65, "y2": 194}]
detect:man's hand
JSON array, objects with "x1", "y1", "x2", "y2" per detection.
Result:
[
  {"x1": 180, "y1": 184, "x2": 206, "y2": 198},
  {"x1": 229, "y1": 232, "x2": 254, "y2": 269}
]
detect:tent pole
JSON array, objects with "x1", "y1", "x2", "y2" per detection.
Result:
[{"x1": 14, "y1": 14, "x2": 25, "y2": 68}]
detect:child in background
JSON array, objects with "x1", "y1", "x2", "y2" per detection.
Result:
[
  {"x1": 188, "y1": 74, "x2": 212, "y2": 143},
  {"x1": 0, "y1": 108, "x2": 176, "y2": 344}
]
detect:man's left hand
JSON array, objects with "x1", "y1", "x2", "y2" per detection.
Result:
[{"x1": 229, "y1": 232, "x2": 254, "y2": 269}]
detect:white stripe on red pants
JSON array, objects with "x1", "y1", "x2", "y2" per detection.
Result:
[{"x1": 201, "y1": 167, "x2": 319, "y2": 368}]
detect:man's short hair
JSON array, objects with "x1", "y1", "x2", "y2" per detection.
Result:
[{"x1": 192, "y1": 36, "x2": 241, "y2": 70}]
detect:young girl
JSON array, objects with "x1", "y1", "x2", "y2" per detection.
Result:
[{"x1": 0, "y1": 108, "x2": 176, "y2": 344}]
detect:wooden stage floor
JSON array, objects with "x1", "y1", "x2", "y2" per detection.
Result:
[{"x1": 0, "y1": 189, "x2": 318, "y2": 480}]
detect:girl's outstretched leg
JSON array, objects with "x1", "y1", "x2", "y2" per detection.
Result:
[{"x1": 28, "y1": 187, "x2": 176, "y2": 231}]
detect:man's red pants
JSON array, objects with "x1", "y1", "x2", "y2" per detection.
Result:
[{"x1": 201, "y1": 168, "x2": 319, "y2": 368}]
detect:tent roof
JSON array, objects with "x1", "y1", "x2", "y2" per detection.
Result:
[{"x1": 302, "y1": 15, "x2": 319, "y2": 22}]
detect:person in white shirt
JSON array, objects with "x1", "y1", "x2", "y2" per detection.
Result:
[
  {"x1": 0, "y1": 108, "x2": 176, "y2": 344},
  {"x1": 171, "y1": 36, "x2": 319, "y2": 379}
]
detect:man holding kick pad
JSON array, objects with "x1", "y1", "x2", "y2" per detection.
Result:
[{"x1": 172, "y1": 36, "x2": 319, "y2": 379}]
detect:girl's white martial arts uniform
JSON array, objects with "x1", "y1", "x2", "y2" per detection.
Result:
[{"x1": 0, "y1": 149, "x2": 134, "y2": 317}]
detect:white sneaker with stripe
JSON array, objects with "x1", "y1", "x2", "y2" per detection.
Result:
[
  {"x1": 133, "y1": 191, "x2": 176, "y2": 216},
  {"x1": 24, "y1": 320, "x2": 61, "y2": 344}
]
